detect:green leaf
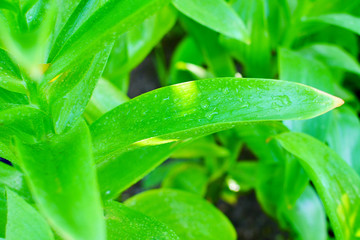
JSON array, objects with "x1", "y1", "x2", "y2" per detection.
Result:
[
  {"x1": 305, "y1": 13, "x2": 360, "y2": 35},
  {"x1": 15, "y1": 120, "x2": 106, "y2": 240},
  {"x1": 0, "y1": 162, "x2": 29, "y2": 200},
  {"x1": 169, "y1": 37, "x2": 204, "y2": 84},
  {"x1": 0, "y1": 49, "x2": 26, "y2": 94},
  {"x1": 103, "y1": 5, "x2": 177, "y2": 88},
  {"x1": 0, "y1": 87, "x2": 28, "y2": 111},
  {"x1": 48, "y1": 0, "x2": 107, "y2": 61},
  {"x1": 326, "y1": 106, "x2": 360, "y2": 175},
  {"x1": 92, "y1": 78, "x2": 343, "y2": 199},
  {"x1": 228, "y1": 161, "x2": 258, "y2": 192},
  {"x1": 0, "y1": 105, "x2": 51, "y2": 145},
  {"x1": 282, "y1": 185, "x2": 327, "y2": 240},
  {"x1": 6, "y1": 189, "x2": 54, "y2": 240},
  {"x1": 45, "y1": 0, "x2": 170, "y2": 81},
  {"x1": 181, "y1": 16, "x2": 236, "y2": 77},
  {"x1": 171, "y1": 137, "x2": 229, "y2": 159},
  {"x1": 279, "y1": 48, "x2": 334, "y2": 141},
  {"x1": 47, "y1": 43, "x2": 113, "y2": 134},
  {"x1": 299, "y1": 43, "x2": 360, "y2": 76},
  {"x1": 125, "y1": 189, "x2": 236, "y2": 240},
  {"x1": 275, "y1": 132, "x2": 360, "y2": 240},
  {"x1": 105, "y1": 200, "x2": 179, "y2": 240},
  {"x1": 172, "y1": 0, "x2": 249, "y2": 43},
  {"x1": 221, "y1": 0, "x2": 272, "y2": 78},
  {"x1": 162, "y1": 164, "x2": 208, "y2": 196},
  {"x1": 0, "y1": 188, "x2": 5, "y2": 237},
  {"x1": 84, "y1": 77, "x2": 130, "y2": 124}
]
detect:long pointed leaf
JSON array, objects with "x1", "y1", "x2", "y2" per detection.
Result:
[
  {"x1": 92, "y1": 78, "x2": 343, "y2": 198},
  {"x1": 275, "y1": 132, "x2": 360, "y2": 240}
]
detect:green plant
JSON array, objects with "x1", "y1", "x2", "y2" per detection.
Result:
[{"x1": 0, "y1": 0, "x2": 359, "y2": 239}]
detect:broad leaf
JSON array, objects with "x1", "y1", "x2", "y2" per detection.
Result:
[
  {"x1": 92, "y1": 78, "x2": 343, "y2": 199},
  {"x1": 6, "y1": 189, "x2": 54, "y2": 240},
  {"x1": 105, "y1": 200, "x2": 179, "y2": 239},
  {"x1": 275, "y1": 132, "x2": 360, "y2": 240},
  {"x1": 15, "y1": 120, "x2": 106, "y2": 240},
  {"x1": 125, "y1": 189, "x2": 236, "y2": 240},
  {"x1": 172, "y1": 0, "x2": 249, "y2": 43}
]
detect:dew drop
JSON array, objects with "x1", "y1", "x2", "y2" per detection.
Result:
[
  {"x1": 200, "y1": 100, "x2": 210, "y2": 109},
  {"x1": 222, "y1": 87, "x2": 229, "y2": 94},
  {"x1": 240, "y1": 101, "x2": 249, "y2": 108},
  {"x1": 205, "y1": 108, "x2": 218, "y2": 120}
]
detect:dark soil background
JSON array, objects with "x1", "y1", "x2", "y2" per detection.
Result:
[{"x1": 128, "y1": 52, "x2": 291, "y2": 240}]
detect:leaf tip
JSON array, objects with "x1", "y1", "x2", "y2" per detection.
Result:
[{"x1": 333, "y1": 96, "x2": 344, "y2": 108}]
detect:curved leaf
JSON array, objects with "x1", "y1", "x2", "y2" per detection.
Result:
[
  {"x1": 275, "y1": 132, "x2": 360, "y2": 240},
  {"x1": 92, "y1": 78, "x2": 342, "y2": 160},
  {"x1": 92, "y1": 78, "x2": 343, "y2": 199},
  {"x1": 125, "y1": 189, "x2": 236, "y2": 240}
]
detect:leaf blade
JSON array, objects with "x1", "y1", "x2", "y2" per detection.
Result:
[{"x1": 275, "y1": 132, "x2": 360, "y2": 240}]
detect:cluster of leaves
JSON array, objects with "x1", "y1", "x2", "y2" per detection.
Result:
[{"x1": 0, "y1": 0, "x2": 359, "y2": 239}]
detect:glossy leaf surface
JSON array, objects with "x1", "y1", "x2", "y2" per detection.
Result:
[
  {"x1": 276, "y1": 132, "x2": 360, "y2": 240},
  {"x1": 125, "y1": 189, "x2": 236, "y2": 240},
  {"x1": 92, "y1": 78, "x2": 343, "y2": 199}
]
